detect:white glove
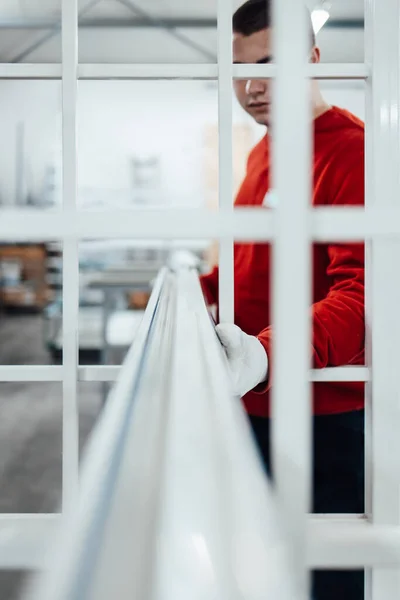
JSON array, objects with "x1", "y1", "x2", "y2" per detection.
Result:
[{"x1": 216, "y1": 323, "x2": 269, "y2": 398}]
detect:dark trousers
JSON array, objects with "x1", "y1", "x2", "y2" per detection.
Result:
[{"x1": 249, "y1": 410, "x2": 365, "y2": 600}]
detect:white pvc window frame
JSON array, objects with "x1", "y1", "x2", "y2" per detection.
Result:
[
  {"x1": 0, "y1": 0, "x2": 398, "y2": 599},
  {"x1": 271, "y1": 3, "x2": 311, "y2": 595}
]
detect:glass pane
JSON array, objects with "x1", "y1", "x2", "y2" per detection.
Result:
[
  {"x1": 78, "y1": 0, "x2": 217, "y2": 64},
  {"x1": 77, "y1": 80, "x2": 218, "y2": 210},
  {"x1": 0, "y1": 571, "x2": 32, "y2": 600},
  {"x1": 307, "y1": 0, "x2": 364, "y2": 63},
  {"x1": 0, "y1": 80, "x2": 62, "y2": 365},
  {"x1": 0, "y1": 241, "x2": 62, "y2": 366},
  {"x1": 0, "y1": 0, "x2": 62, "y2": 63},
  {"x1": 0, "y1": 383, "x2": 62, "y2": 514},
  {"x1": 0, "y1": 81, "x2": 61, "y2": 209},
  {"x1": 78, "y1": 237, "x2": 208, "y2": 375}
]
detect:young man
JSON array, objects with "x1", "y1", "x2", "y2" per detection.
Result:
[{"x1": 201, "y1": 1, "x2": 365, "y2": 599}]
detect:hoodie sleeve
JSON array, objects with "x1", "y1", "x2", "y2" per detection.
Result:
[
  {"x1": 256, "y1": 133, "x2": 365, "y2": 392},
  {"x1": 199, "y1": 140, "x2": 268, "y2": 308}
]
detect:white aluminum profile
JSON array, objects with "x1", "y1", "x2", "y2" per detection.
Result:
[
  {"x1": 4, "y1": 206, "x2": 400, "y2": 241},
  {"x1": 307, "y1": 518, "x2": 400, "y2": 569},
  {"x1": 22, "y1": 270, "x2": 168, "y2": 599},
  {"x1": 0, "y1": 515, "x2": 59, "y2": 570},
  {"x1": 4, "y1": 515, "x2": 400, "y2": 573},
  {"x1": 217, "y1": 0, "x2": 234, "y2": 323},
  {"x1": 3, "y1": 207, "x2": 400, "y2": 241},
  {"x1": 364, "y1": 0, "x2": 374, "y2": 596},
  {"x1": 0, "y1": 364, "x2": 370, "y2": 384},
  {"x1": 365, "y1": 0, "x2": 400, "y2": 597},
  {"x1": 0, "y1": 366, "x2": 64, "y2": 382},
  {"x1": 305, "y1": 63, "x2": 369, "y2": 80},
  {"x1": 0, "y1": 64, "x2": 62, "y2": 79},
  {"x1": 1, "y1": 513, "x2": 400, "y2": 574},
  {"x1": 233, "y1": 63, "x2": 369, "y2": 81},
  {"x1": 78, "y1": 63, "x2": 219, "y2": 80},
  {"x1": 271, "y1": 0, "x2": 311, "y2": 596},
  {"x1": 23, "y1": 268, "x2": 298, "y2": 600},
  {"x1": 79, "y1": 365, "x2": 121, "y2": 382},
  {"x1": 61, "y1": 0, "x2": 80, "y2": 514},
  {"x1": 80, "y1": 63, "x2": 368, "y2": 81},
  {"x1": 309, "y1": 366, "x2": 370, "y2": 383},
  {"x1": 0, "y1": 63, "x2": 368, "y2": 81}
]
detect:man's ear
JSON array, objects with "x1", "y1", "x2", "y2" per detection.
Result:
[{"x1": 310, "y1": 46, "x2": 321, "y2": 64}]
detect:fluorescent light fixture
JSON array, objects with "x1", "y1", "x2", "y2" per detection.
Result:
[{"x1": 311, "y1": 5, "x2": 330, "y2": 35}]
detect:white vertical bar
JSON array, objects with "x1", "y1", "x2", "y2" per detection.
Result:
[
  {"x1": 366, "y1": 0, "x2": 400, "y2": 597},
  {"x1": 364, "y1": 1, "x2": 374, "y2": 598},
  {"x1": 217, "y1": 0, "x2": 234, "y2": 323},
  {"x1": 271, "y1": 0, "x2": 311, "y2": 596},
  {"x1": 62, "y1": 0, "x2": 79, "y2": 513}
]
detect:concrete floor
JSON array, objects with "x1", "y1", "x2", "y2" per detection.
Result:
[{"x1": 0, "y1": 314, "x2": 103, "y2": 599}]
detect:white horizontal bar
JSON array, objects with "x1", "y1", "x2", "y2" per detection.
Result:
[
  {"x1": 233, "y1": 63, "x2": 368, "y2": 80},
  {"x1": 0, "y1": 208, "x2": 274, "y2": 240},
  {"x1": 312, "y1": 207, "x2": 385, "y2": 241},
  {"x1": 0, "y1": 365, "x2": 64, "y2": 382},
  {"x1": 79, "y1": 366, "x2": 121, "y2": 381},
  {"x1": 307, "y1": 63, "x2": 369, "y2": 80},
  {"x1": 78, "y1": 63, "x2": 218, "y2": 80},
  {"x1": 1, "y1": 514, "x2": 400, "y2": 570},
  {"x1": 0, "y1": 63, "x2": 368, "y2": 81},
  {"x1": 310, "y1": 366, "x2": 370, "y2": 382},
  {"x1": 0, "y1": 64, "x2": 62, "y2": 79},
  {"x1": 0, "y1": 365, "x2": 368, "y2": 383},
  {"x1": 307, "y1": 518, "x2": 400, "y2": 568},
  {"x1": 1, "y1": 207, "x2": 400, "y2": 241},
  {"x1": 82, "y1": 366, "x2": 370, "y2": 383},
  {"x1": 0, "y1": 366, "x2": 121, "y2": 382},
  {"x1": 0, "y1": 366, "x2": 121, "y2": 383},
  {"x1": 0, "y1": 514, "x2": 59, "y2": 569},
  {"x1": 299, "y1": 206, "x2": 400, "y2": 242}
]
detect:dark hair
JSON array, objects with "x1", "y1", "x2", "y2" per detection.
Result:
[{"x1": 232, "y1": 0, "x2": 316, "y2": 47}]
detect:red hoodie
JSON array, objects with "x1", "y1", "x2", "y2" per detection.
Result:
[{"x1": 201, "y1": 106, "x2": 365, "y2": 417}]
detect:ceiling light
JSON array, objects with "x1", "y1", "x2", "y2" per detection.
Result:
[{"x1": 311, "y1": 3, "x2": 330, "y2": 35}]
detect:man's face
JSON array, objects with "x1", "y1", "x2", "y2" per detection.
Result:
[
  {"x1": 233, "y1": 28, "x2": 274, "y2": 127},
  {"x1": 233, "y1": 28, "x2": 320, "y2": 128}
]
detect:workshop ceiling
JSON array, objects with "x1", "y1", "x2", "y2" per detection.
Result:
[{"x1": 0, "y1": 0, "x2": 364, "y2": 63}]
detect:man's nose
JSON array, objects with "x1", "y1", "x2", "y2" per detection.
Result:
[{"x1": 246, "y1": 79, "x2": 265, "y2": 95}]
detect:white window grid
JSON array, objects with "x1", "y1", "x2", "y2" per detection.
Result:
[{"x1": 0, "y1": 0, "x2": 398, "y2": 597}]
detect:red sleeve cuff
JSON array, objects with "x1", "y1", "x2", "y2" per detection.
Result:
[
  {"x1": 255, "y1": 328, "x2": 273, "y2": 394},
  {"x1": 199, "y1": 270, "x2": 218, "y2": 306}
]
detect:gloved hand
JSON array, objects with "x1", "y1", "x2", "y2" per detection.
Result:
[{"x1": 216, "y1": 323, "x2": 269, "y2": 398}]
